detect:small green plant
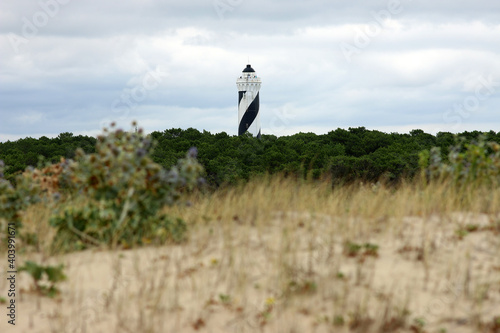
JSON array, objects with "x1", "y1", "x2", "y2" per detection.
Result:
[
  {"x1": 414, "y1": 317, "x2": 425, "y2": 326},
  {"x1": 343, "y1": 241, "x2": 379, "y2": 257},
  {"x1": 333, "y1": 315, "x2": 345, "y2": 326},
  {"x1": 0, "y1": 296, "x2": 6, "y2": 304},
  {"x1": 218, "y1": 293, "x2": 231, "y2": 304},
  {"x1": 410, "y1": 317, "x2": 426, "y2": 333},
  {"x1": 285, "y1": 279, "x2": 317, "y2": 295},
  {"x1": 465, "y1": 224, "x2": 479, "y2": 232},
  {"x1": 455, "y1": 228, "x2": 469, "y2": 240},
  {"x1": 344, "y1": 241, "x2": 363, "y2": 257},
  {"x1": 257, "y1": 299, "x2": 275, "y2": 327},
  {"x1": 363, "y1": 243, "x2": 380, "y2": 257},
  {"x1": 19, "y1": 261, "x2": 67, "y2": 297},
  {"x1": 455, "y1": 224, "x2": 480, "y2": 240}
]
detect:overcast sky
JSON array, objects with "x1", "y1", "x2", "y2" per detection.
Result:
[{"x1": 1, "y1": 0, "x2": 500, "y2": 141}]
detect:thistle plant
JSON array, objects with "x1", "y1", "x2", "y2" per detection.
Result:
[
  {"x1": 0, "y1": 161, "x2": 42, "y2": 247},
  {"x1": 49, "y1": 122, "x2": 204, "y2": 251},
  {"x1": 419, "y1": 135, "x2": 500, "y2": 187}
]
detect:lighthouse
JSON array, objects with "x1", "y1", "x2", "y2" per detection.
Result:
[{"x1": 237, "y1": 64, "x2": 261, "y2": 138}]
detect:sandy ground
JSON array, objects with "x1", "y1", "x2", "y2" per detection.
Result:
[{"x1": 2, "y1": 211, "x2": 500, "y2": 333}]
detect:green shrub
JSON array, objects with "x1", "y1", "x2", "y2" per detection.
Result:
[
  {"x1": 420, "y1": 135, "x2": 500, "y2": 187},
  {"x1": 19, "y1": 261, "x2": 66, "y2": 297},
  {"x1": 343, "y1": 241, "x2": 379, "y2": 257},
  {"x1": 0, "y1": 161, "x2": 42, "y2": 247},
  {"x1": 49, "y1": 123, "x2": 203, "y2": 252}
]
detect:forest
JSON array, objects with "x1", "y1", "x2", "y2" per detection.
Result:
[{"x1": 1, "y1": 127, "x2": 499, "y2": 187}]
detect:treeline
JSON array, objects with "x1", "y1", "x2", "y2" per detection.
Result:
[
  {"x1": 0, "y1": 133, "x2": 96, "y2": 179},
  {"x1": 1, "y1": 127, "x2": 499, "y2": 186}
]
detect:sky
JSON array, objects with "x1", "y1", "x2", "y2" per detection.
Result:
[{"x1": 1, "y1": 0, "x2": 500, "y2": 142}]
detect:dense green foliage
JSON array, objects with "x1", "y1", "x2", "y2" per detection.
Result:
[
  {"x1": 1, "y1": 127, "x2": 499, "y2": 187},
  {"x1": 0, "y1": 133, "x2": 96, "y2": 182}
]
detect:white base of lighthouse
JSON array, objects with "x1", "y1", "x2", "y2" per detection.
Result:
[{"x1": 238, "y1": 90, "x2": 261, "y2": 137}]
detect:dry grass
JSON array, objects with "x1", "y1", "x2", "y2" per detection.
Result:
[{"x1": 2, "y1": 175, "x2": 500, "y2": 333}]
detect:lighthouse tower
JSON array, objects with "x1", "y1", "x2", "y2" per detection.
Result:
[{"x1": 237, "y1": 64, "x2": 261, "y2": 138}]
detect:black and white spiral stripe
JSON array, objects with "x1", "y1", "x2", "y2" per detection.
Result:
[{"x1": 238, "y1": 91, "x2": 260, "y2": 137}]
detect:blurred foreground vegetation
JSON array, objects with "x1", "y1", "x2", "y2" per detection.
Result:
[{"x1": 1, "y1": 123, "x2": 203, "y2": 253}]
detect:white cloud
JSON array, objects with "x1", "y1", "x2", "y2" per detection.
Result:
[{"x1": 14, "y1": 110, "x2": 44, "y2": 124}]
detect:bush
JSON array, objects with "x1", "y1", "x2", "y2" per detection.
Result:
[
  {"x1": 0, "y1": 161, "x2": 42, "y2": 247},
  {"x1": 420, "y1": 135, "x2": 500, "y2": 187},
  {"x1": 19, "y1": 261, "x2": 66, "y2": 297},
  {"x1": 49, "y1": 123, "x2": 204, "y2": 252}
]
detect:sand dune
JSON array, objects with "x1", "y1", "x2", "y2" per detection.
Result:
[{"x1": 2, "y1": 210, "x2": 499, "y2": 333}]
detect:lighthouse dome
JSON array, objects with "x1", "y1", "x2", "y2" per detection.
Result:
[{"x1": 242, "y1": 64, "x2": 255, "y2": 73}]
